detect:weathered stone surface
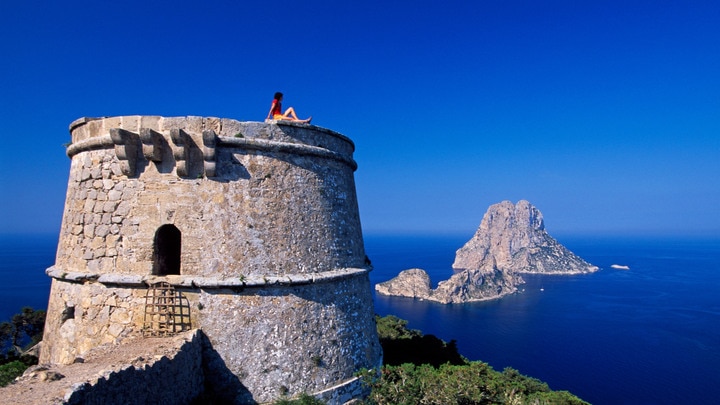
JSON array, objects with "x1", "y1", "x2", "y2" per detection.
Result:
[
  {"x1": 56, "y1": 117, "x2": 364, "y2": 278},
  {"x1": 376, "y1": 200, "x2": 597, "y2": 304},
  {"x1": 40, "y1": 116, "x2": 381, "y2": 404},
  {"x1": 453, "y1": 200, "x2": 598, "y2": 275},
  {"x1": 1, "y1": 330, "x2": 205, "y2": 405},
  {"x1": 375, "y1": 266, "x2": 522, "y2": 304},
  {"x1": 431, "y1": 266, "x2": 522, "y2": 304},
  {"x1": 374, "y1": 268, "x2": 432, "y2": 298}
]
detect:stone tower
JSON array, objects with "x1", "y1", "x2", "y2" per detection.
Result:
[{"x1": 40, "y1": 116, "x2": 382, "y2": 403}]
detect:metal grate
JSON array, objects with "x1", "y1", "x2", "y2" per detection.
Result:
[{"x1": 143, "y1": 281, "x2": 191, "y2": 337}]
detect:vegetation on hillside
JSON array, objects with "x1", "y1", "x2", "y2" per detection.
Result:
[
  {"x1": 375, "y1": 314, "x2": 467, "y2": 367},
  {"x1": 357, "y1": 315, "x2": 589, "y2": 405},
  {"x1": 0, "y1": 307, "x2": 46, "y2": 386}
]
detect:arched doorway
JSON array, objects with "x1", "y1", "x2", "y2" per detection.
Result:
[{"x1": 153, "y1": 224, "x2": 181, "y2": 275}]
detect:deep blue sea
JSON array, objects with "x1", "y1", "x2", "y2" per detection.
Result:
[
  {"x1": 1, "y1": 233, "x2": 719, "y2": 404},
  {"x1": 366, "y1": 234, "x2": 720, "y2": 405},
  {"x1": 0, "y1": 234, "x2": 55, "y2": 322}
]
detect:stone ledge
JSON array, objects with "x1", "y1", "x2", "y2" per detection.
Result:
[
  {"x1": 69, "y1": 116, "x2": 354, "y2": 149},
  {"x1": 218, "y1": 136, "x2": 357, "y2": 170},
  {"x1": 65, "y1": 130, "x2": 357, "y2": 170},
  {"x1": 266, "y1": 119, "x2": 352, "y2": 142},
  {"x1": 65, "y1": 134, "x2": 113, "y2": 157},
  {"x1": 46, "y1": 266, "x2": 371, "y2": 288}
]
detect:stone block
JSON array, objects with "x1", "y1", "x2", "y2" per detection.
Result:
[
  {"x1": 83, "y1": 224, "x2": 95, "y2": 238},
  {"x1": 83, "y1": 199, "x2": 95, "y2": 212},
  {"x1": 110, "y1": 308, "x2": 130, "y2": 324},
  {"x1": 219, "y1": 118, "x2": 242, "y2": 137},
  {"x1": 140, "y1": 115, "x2": 161, "y2": 131},
  {"x1": 120, "y1": 115, "x2": 141, "y2": 133},
  {"x1": 107, "y1": 323, "x2": 124, "y2": 338},
  {"x1": 160, "y1": 116, "x2": 185, "y2": 131},
  {"x1": 107, "y1": 190, "x2": 122, "y2": 201},
  {"x1": 102, "y1": 116, "x2": 122, "y2": 133},
  {"x1": 186, "y1": 116, "x2": 203, "y2": 134},
  {"x1": 84, "y1": 119, "x2": 103, "y2": 141},
  {"x1": 110, "y1": 163, "x2": 123, "y2": 176},
  {"x1": 103, "y1": 201, "x2": 119, "y2": 213},
  {"x1": 115, "y1": 201, "x2": 130, "y2": 216},
  {"x1": 91, "y1": 167, "x2": 102, "y2": 179},
  {"x1": 95, "y1": 225, "x2": 110, "y2": 238}
]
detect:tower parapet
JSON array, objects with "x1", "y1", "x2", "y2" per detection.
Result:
[{"x1": 41, "y1": 116, "x2": 382, "y2": 403}]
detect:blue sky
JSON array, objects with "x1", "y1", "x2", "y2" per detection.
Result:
[{"x1": 0, "y1": 0, "x2": 718, "y2": 237}]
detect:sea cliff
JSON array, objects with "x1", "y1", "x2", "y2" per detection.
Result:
[{"x1": 375, "y1": 200, "x2": 598, "y2": 303}]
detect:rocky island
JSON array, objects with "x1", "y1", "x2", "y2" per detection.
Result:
[{"x1": 375, "y1": 200, "x2": 598, "y2": 303}]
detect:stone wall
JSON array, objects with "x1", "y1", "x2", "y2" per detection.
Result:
[
  {"x1": 56, "y1": 116, "x2": 365, "y2": 278},
  {"x1": 41, "y1": 280, "x2": 144, "y2": 364},
  {"x1": 41, "y1": 273, "x2": 382, "y2": 403},
  {"x1": 8, "y1": 329, "x2": 373, "y2": 404},
  {"x1": 195, "y1": 274, "x2": 381, "y2": 402},
  {"x1": 41, "y1": 117, "x2": 382, "y2": 404}
]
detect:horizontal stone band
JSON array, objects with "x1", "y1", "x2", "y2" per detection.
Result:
[
  {"x1": 66, "y1": 134, "x2": 114, "y2": 157},
  {"x1": 46, "y1": 266, "x2": 371, "y2": 288},
  {"x1": 66, "y1": 134, "x2": 357, "y2": 170},
  {"x1": 218, "y1": 136, "x2": 357, "y2": 170}
]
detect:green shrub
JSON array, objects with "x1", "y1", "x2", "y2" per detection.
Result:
[
  {"x1": 0, "y1": 360, "x2": 27, "y2": 387},
  {"x1": 375, "y1": 315, "x2": 421, "y2": 340},
  {"x1": 362, "y1": 362, "x2": 588, "y2": 405}
]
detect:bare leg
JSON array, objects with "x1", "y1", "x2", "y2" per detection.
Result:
[
  {"x1": 282, "y1": 107, "x2": 312, "y2": 123},
  {"x1": 282, "y1": 107, "x2": 300, "y2": 120}
]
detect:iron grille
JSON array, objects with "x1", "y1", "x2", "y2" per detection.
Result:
[{"x1": 143, "y1": 281, "x2": 191, "y2": 337}]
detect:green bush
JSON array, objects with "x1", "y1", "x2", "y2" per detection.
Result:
[
  {"x1": 361, "y1": 362, "x2": 588, "y2": 405},
  {"x1": 375, "y1": 315, "x2": 421, "y2": 340},
  {"x1": 0, "y1": 360, "x2": 27, "y2": 387}
]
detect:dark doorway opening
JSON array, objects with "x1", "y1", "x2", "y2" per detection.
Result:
[{"x1": 153, "y1": 224, "x2": 181, "y2": 275}]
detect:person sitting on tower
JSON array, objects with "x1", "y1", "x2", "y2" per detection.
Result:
[{"x1": 266, "y1": 92, "x2": 312, "y2": 123}]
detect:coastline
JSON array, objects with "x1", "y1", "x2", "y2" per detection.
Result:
[
  {"x1": 367, "y1": 234, "x2": 720, "y2": 405},
  {"x1": 2, "y1": 233, "x2": 719, "y2": 404}
]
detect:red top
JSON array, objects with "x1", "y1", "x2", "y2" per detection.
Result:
[{"x1": 271, "y1": 99, "x2": 282, "y2": 116}]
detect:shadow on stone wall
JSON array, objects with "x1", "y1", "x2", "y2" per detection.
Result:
[
  {"x1": 64, "y1": 331, "x2": 206, "y2": 404},
  {"x1": 58, "y1": 330, "x2": 254, "y2": 405},
  {"x1": 196, "y1": 330, "x2": 256, "y2": 404}
]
